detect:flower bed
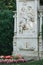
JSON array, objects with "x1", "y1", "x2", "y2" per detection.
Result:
[
  {"x1": 0, "y1": 59, "x2": 27, "y2": 63},
  {"x1": 0, "y1": 55, "x2": 27, "y2": 63}
]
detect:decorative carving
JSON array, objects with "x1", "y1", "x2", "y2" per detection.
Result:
[
  {"x1": 19, "y1": 22, "x2": 29, "y2": 33},
  {"x1": 22, "y1": 24, "x2": 29, "y2": 30},
  {"x1": 26, "y1": 42, "x2": 28, "y2": 48},
  {"x1": 19, "y1": 2, "x2": 35, "y2": 33},
  {"x1": 19, "y1": 48, "x2": 34, "y2": 51},
  {"x1": 14, "y1": 42, "x2": 16, "y2": 46}
]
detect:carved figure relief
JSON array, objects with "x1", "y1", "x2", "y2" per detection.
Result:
[{"x1": 19, "y1": 2, "x2": 35, "y2": 33}]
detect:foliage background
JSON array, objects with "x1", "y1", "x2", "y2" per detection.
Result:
[
  {"x1": 0, "y1": 0, "x2": 16, "y2": 11},
  {"x1": 0, "y1": 0, "x2": 16, "y2": 55},
  {"x1": 0, "y1": 10, "x2": 14, "y2": 55}
]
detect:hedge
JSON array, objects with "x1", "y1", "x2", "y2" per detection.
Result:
[{"x1": 0, "y1": 10, "x2": 14, "y2": 55}]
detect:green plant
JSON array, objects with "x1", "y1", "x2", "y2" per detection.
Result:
[{"x1": 0, "y1": 10, "x2": 14, "y2": 55}]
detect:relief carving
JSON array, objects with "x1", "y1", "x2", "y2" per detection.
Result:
[{"x1": 19, "y1": 2, "x2": 35, "y2": 33}]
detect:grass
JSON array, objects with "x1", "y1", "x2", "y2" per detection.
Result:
[{"x1": 0, "y1": 60, "x2": 43, "y2": 65}]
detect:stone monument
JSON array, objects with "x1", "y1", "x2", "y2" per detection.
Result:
[{"x1": 13, "y1": 0, "x2": 42, "y2": 57}]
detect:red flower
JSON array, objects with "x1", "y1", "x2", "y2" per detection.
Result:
[
  {"x1": 0, "y1": 60, "x2": 2, "y2": 63},
  {"x1": 4, "y1": 56, "x2": 13, "y2": 59},
  {"x1": 13, "y1": 60, "x2": 17, "y2": 63},
  {"x1": 7, "y1": 59, "x2": 13, "y2": 63},
  {"x1": 17, "y1": 59, "x2": 27, "y2": 62}
]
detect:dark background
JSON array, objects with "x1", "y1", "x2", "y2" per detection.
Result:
[{"x1": 40, "y1": 0, "x2": 43, "y2": 5}]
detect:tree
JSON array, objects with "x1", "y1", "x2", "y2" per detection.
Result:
[{"x1": 0, "y1": 0, "x2": 16, "y2": 11}]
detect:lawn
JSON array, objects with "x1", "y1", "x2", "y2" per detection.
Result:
[{"x1": 0, "y1": 60, "x2": 43, "y2": 65}]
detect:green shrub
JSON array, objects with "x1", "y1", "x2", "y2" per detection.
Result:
[{"x1": 0, "y1": 10, "x2": 14, "y2": 55}]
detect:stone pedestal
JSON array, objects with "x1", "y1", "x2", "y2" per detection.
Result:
[{"x1": 13, "y1": 0, "x2": 39, "y2": 57}]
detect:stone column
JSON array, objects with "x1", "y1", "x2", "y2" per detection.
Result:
[
  {"x1": 13, "y1": 13, "x2": 17, "y2": 34},
  {"x1": 13, "y1": 13, "x2": 17, "y2": 56}
]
